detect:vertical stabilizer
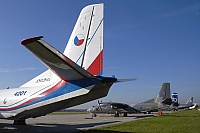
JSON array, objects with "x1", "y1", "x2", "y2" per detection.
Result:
[
  {"x1": 20, "y1": 4, "x2": 104, "y2": 87},
  {"x1": 64, "y1": 4, "x2": 104, "y2": 76},
  {"x1": 172, "y1": 93, "x2": 178, "y2": 103},
  {"x1": 186, "y1": 97, "x2": 193, "y2": 105},
  {"x1": 155, "y1": 83, "x2": 171, "y2": 104},
  {"x1": 172, "y1": 92, "x2": 179, "y2": 106}
]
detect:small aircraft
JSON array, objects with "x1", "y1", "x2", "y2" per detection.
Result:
[
  {"x1": 171, "y1": 93, "x2": 194, "y2": 111},
  {"x1": 131, "y1": 83, "x2": 172, "y2": 113},
  {"x1": 0, "y1": 3, "x2": 133, "y2": 125},
  {"x1": 87, "y1": 101, "x2": 140, "y2": 117}
]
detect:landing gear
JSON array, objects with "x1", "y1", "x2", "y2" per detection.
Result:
[
  {"x1": 13, "y1": 119, "x2": 26, "y2": 125},
  {"x1": 147, "y1": 111, "x2": 151, "y2": 114},
  {"x1": 123, "y1": 112, "x2": 127, "y2": 117},
  {"x1": 92, "y1": 113, "x2": 97, "y2": 117},
  {"x1": 115, "y1": 111, "x2": 119, "y2": 117}
]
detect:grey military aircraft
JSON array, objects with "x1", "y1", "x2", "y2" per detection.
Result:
[
  {"x1": 87, "y1": 82, "x2": 172, "y2": 116},
  {"x1": 131, "y1": 83, "x2": 172, "y2": 113},
  {"x1": 87, "y1": 101, "x2": 140, "y2": 117}
]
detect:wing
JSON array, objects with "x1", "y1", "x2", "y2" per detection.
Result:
[
  {"x1": 110, "y1": 103, "x2": 129, "y2": 109},
  {"x1": 110, "y1": 103, "x2": 140, "y2": 113},
  {"x1": 21, "y1": 36, "x2": 94, "y2": 81}
]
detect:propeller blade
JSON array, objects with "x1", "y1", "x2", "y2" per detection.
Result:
[{"x1": 97, "y1": 100, "x2": 102, "y2": 111}]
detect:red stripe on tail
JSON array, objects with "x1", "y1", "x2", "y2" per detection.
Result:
[{"x1": 87, "y1": 50, "x2": 103, "y2": 75}]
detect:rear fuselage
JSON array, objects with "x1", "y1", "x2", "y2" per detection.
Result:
[{"x1": 0, "y1": 77, "x2": 116, "y2": 120}]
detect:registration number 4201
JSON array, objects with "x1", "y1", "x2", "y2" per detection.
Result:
[{"x1": 14, "y1": 91, "x2": 27, "y2": 96}]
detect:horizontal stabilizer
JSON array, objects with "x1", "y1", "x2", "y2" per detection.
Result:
[
  {"x1": 162, "y1": 98, "x2": 172, "y2": 105},
  {"x1": 21, "y1": 36, "x2": 94, "y2": 81},
  {"x1": 116, "y1": 78, "x2": 137, "y2": 83}
]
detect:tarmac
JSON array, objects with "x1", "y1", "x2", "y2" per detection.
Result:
[{"x1": 0, "y1": 113, "x2": 154, "y2": 133}]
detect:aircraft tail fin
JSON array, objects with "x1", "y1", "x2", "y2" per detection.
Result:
[
  {"x1": 20, "y1": 4, "x2": 104, "y2": 87},
  {"x1": 63, "y1": 4, "x2": 104, "y2": 76},
  {"x1": 155, "y1": 83, "x2": 171, "y2": 105},
  {"x1": 186, "y1": 97, "x2": 193, "y2": 105},
  {"x1": 172, "y1": 92, "x2": 179, "y2": 106}
]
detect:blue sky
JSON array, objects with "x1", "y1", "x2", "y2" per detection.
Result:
[{"x1": 0, "y1": 0, "x2": 199, "y2": 108}]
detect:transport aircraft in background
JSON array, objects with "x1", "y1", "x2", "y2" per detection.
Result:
[
  {"x1": 87, "y1": 83, "x2": 172, "y2": 116},
  {"x1": 0, "y1": 3, "x2": 134, "y2": 125},
  {"x1": 131, "y1": 83, "x2": 172, "y2": 114}
]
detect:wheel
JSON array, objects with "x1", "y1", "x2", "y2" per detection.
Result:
[
  {"x1": 13, "y1": 119, "x2": 26, "y2": 125},
  {"x1": 123, "y1": 113, "x2": 127, "y2": 117},
  {"x1": 115, "y1": 111, "x2": 119, "y2": 117},
  {"x1": 92, "y1": 113, "x2": 97, "y2": 117}
]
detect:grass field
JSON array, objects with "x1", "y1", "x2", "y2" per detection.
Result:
[{"x1": 78, "y1": 110, "x2": 200, "y2": 133}]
